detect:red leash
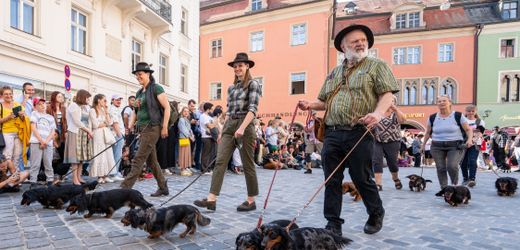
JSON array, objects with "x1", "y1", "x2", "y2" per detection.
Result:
[{"x1": 256, "y1": 104, "x2": 300, "y2": 229}]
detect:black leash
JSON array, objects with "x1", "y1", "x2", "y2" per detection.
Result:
[{"x1": 158, "y1": 158, "x2": 216, "y2": 207}]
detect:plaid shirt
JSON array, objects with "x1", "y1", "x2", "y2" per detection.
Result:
[
  {"x1": 226, "y1": 79, "x2": 262, "y2": 116},
  {"x1": 318, "y1": 57, "x2": 399, "y2": 126}
]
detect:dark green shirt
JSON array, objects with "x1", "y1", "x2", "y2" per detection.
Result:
[
  {"x1": 318, "y1": 57, "x2": 399, "y2": 126},
  {"x1": 136, "y1": 84, "x2": 165, "y2": 126}
]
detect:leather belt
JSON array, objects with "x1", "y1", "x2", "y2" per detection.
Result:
[{"x1": 326, "y1": 124, "x2": 363, "y2": 131}]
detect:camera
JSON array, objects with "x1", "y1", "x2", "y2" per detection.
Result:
[{"x1": 12, "y1": 106, "x2": 22, "y2": 117}]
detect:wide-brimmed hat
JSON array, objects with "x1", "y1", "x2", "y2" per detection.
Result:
[
  {"x1": 227, "y1": 53, "x2": 255, "y2": 68},
  {"x1": 132, "y1": 62, "x2": 154, "y2": 74},
  {"x1": 334, "y1": 24, "x2": 374, "y2": 52}
]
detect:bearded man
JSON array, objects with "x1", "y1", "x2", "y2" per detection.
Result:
[{"x1": 298, "y1": 24, "x2": 399, "y2": 235}]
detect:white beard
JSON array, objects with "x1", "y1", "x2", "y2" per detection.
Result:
[{"x1": 345, "y1": 47, "x2": 368, "y2": 64}]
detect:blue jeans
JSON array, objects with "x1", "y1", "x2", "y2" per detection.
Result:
[
  {"x1": 111, "y1": 135, "x2": 124, "y2": 176},
  {"x1": 460, "y1": 146, "x2": 478, "y2": 181}
]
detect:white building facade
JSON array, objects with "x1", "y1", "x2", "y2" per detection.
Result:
[{"x1": 0, "y1": 0, "x2": 199, "y2": 105}]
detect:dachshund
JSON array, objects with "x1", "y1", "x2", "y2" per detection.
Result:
[
  {"x1": 406, "y1": 174, "x2": 432, "y2": 192},
  {"x1": 20, "y1": 181, "x2": 98, "y2": 209},
  {"x1": 235, "y1": 220, "x2": 299, "y2": 250},
  {"x1": 437, "y1": 185, "x2": 471, "y2": 206},
  {"x1": 495, "y1": 177, "x2": 518, "y2": 196},
  {"x1": 260, "y1": 224, "x2": 351, "y2": 250},
  {"x1": 342, "y1": 181, "x2": 361, "y2": 201}
]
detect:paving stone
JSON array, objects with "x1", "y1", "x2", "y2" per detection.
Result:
[
  {"x1": 51, "y1": 238, "x2": 83, "y2": 248},
  {"x1": 121, "y1": 243, "x2": 150, "y2": 250},
  {"x1": 82, "y1": 236, "x2": 110, "y2": 247},
  {"x1": 24, "y1": 230, "x2": 48, "y2": 239},
  {"x1": 110, "y1": 235, "x2": 139, "y2": 246},
  {"x1": 419, "y1": 236, "x2": 444, "y2": 243},
  {"x1": 470, "y1": 242, "x2": 503, "y2": 250},
  {"x1": 178, "y1": 243, "x2": 204, "y2": 250},
  {"x1": 26, "y1": 238, "x2": 51, "y2": 249},
  {"x1": 151, "y1": 242, "x2": 175, "y2": 250},
  {"x1": 0, "y1": 238, "x2": 24, "y2": 249}
]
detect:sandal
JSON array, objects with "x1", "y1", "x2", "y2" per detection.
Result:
[{"x1": 393, "y1": 178, "x2": 403, "y2": 190}]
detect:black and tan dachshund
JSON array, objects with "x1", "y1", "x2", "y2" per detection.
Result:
[
  {"x1": 66, "y1": 189, "x2": 152, "y2": 218},
  {"x1": 260, "y1": 224, "x2": 351, "y2": 250},
  {"x1": 235, "y1": 220, "x2": 299, "y2": 250},
  {"x1": 495, "y1": 177, "x2": 518, "y2": 196},
  {"x1": 437, "y1": 185, "x2": 471, "y2": 206},
  {"x1": 406, "y1": 174, "x2": 432, "y2": 192},
  {"x1": 20, "y1": 181, "x2": 98, "y2": 209},
  {"x1": 121, "y1": 204, "x2": 211, "y2": 239}
]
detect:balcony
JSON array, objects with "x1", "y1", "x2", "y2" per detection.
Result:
[{"x1": 139, "y1": 0, "x2": 172, "y2": 24}]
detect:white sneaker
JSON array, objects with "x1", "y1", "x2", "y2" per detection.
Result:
[
  {"x1": 104, "y1": 177, "x2": 114, "y2": 183},
  {"x1": 163, "y1": 169, "x2": 173, "y2": 175}
]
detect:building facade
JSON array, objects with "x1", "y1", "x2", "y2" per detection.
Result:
[
  {"x1": 0, "y1": 0, "x2": 199, "y2": 106},
  {"x1": 477, "y1": 1, "x2": 520, "y2": 128},
  {"x1": 199, "y1": 0, "x2": 332, "y2": 124}
]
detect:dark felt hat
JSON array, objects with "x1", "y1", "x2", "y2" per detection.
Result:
[
  {"x1": 334, "y1": 24, "x2": 374, "y2": 52},
  {"x1": 132, "y1": 62, "x2": 154, "y2": 74},
  {"x1": 227, "y1": 53, "x2": 255, "y2": 68}
]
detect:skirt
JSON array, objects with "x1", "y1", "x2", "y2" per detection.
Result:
[
  {"x1": 178, "y1": 143, "x2": 192, "y2": 169},
  {"x1": 76, "y1": 129, "x2": 93, "y2": 162},
  {"x1": 63, "y1": 131, "x2": 78, "y2": 164}
]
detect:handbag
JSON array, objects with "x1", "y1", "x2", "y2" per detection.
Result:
[
  {"x1": 103, "y1": 127, "x2": 116, "y2": 145},
  {"x1": 314, "y1": 64, "x2": 360, "y2": 142},
  {"x1": 0, "y1": 103, "x2": 6, "y2": 149},
  {"x1": 179, "y1": 138, "x2": 190, "y2": 147}
]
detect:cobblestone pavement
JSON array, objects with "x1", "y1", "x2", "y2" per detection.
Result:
[{"x1": 1, "y1": 166, "x2": 519, "y2": 249}]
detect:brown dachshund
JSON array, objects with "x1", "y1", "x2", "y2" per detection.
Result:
[{"x1": 342, "y1": 182, "x2": 362, "y2": 202}]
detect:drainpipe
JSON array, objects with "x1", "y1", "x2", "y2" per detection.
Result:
[
  {"x1": 327, "y1": 0, "x2": 338, "y2": 74},
  {"x1": 473, "y1": 24, "x2": 483, "y2": 105}
]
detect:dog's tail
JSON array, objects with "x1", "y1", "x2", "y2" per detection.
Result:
[
  {"x1": 195, "y1": 210, "x2": 211, "y2": 226},
  {"x1": 425, "y1": 180, "x2": 432, "y2": 183},
  {"x1": 333, "y1": 234, "x2": 352, "y2": 248}
]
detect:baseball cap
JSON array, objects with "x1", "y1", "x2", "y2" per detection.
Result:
[
  {"x1": 111, "y1": 94, "x2": 123, "y2": 100},
  {"x1": 32, "y1": 97, "x2": 46, "y2": 106}
]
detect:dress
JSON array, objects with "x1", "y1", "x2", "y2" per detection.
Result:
[{"x1": 88, "y1": 109, "x2": 115, "y2": 177}]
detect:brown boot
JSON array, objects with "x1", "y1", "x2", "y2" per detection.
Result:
[
  {"x1": 150, "y1": 181, "x2": 169, "y2": 197},
  {"x1": 194, "y1": 198, "x2": 216, "y2": 211}
]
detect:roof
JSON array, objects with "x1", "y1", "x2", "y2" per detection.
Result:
[
  {"x1": 200, "y1": 0, "x2": 327, "y2": 25},
  {"x1": 334, "y1": 0, "x2": 503, "y2": 36}
]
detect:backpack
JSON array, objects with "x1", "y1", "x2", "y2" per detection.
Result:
[{"x1": 429, "y1": 111, "x2": 467, "y2": 140}]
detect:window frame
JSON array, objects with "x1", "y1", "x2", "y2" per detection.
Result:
[
  {"x1": 159, "y1": 54, "x2": 168, "y2": 86},
  {"x1": 71, "y1": 7, "x2": 88, "y2": 54},
  {"x1": 180, "y1": 64, "x2": 188, "y2": 93},
  {"x1": 10, "y1": 0, "x2": 35, "y2": 35},
  {"x1": 251, "y1": 0, "x2": 262, "y2": 12},
  {"x1": 210, "y1": 38, "x2": 223, "y2": 58},
  {"x1": 290, "y1": 72, "x2": 306, "y2": 95},
  {"x1": 291, "y1": 23, "x2": 307, "y2": 46},
  {"x1": 393, "y1": 46, "x2": 421, "y2": 65},
  {"x1": 438, "y1": 43, "x2": 454, "y2": 62},
  {"x1": 131, "y1": 39, "x2": 143, "y2": 73},
  {"x1": 502, "y1": 1, "x2": 518, "y2": 19},
  {"x1": 181, "y1": 8, "x2": 188, "y2": 36},
  {"x1": 499, "y1": 37, "x2": 517, "y2": 58},
  {"x1": 250, "y1": 31, "x2": 264, "y2": 52},
  {"x1": 210, "y1": 82, "x2": 222, "y2": 101},
  {"x1": 395, "y1": 11, "x2": 421, "y2": 29}
]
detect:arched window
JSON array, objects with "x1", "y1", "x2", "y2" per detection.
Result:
[
  {"x1": 514, "y1": 75, "x2": 520, "y2": 102},
  {"x1": 441, "y1": 78, "x2": 457, "y2": 102},
  {"x1": 428, "y1": 84, "x2": 436, "y2": 104},
  {"x1": 422, "y1": 84, "x2": 428, "y2": 104},
  {"x1": 410, "y1": 86, "x2": 417, "y2": 105}
]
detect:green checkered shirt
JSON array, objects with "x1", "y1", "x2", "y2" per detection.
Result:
[{"x1": 318, "y1": 57, "x2": 399, "y2": 126}]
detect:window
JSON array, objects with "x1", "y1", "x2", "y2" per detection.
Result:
[
  {"x1": 501, "y1": 75, "x2": 520, "y2": 102},
  {"x1": 502, "y1": 1, "x2": 518, "y2": 19},
  {"x1": 395, "y1": 11, "x2": 421, "y2": 29},
  {"x1": 403, "y1": 80, "x2": 418, "y2": 105},
  {"x1": 10, "y1": 0, "x2": 34, "y2": 34},
  {"x1": 393, "y1": 47, "x2": 420, "y2": 64},
  {"x1": 181, "y1": 8, "x2": 188, "y2": 36},
  {"x1": 441, "y1": 78, "x2": 456, "y2": 102},
  {"x1": 439, "y1": 43, "x2": 454, "y2": 62},
  {"x1": 250, "y1": 31, "x2": 264, "y2": 52},
  {"x1": 131, "y1": 39, "x2": 142, "y2": 72},
  {"x1": 290, "y1": 73, "x2": 305, "y2": 95},
  {"x1": 396, "y1": 13, "x2": 406, "y2": 29},
  {"x1": 180, "y1": 64, "x2": 188, "y2": 93},
  {"x1": 159, "y1": 54, "x2": 168, "y2": 86},
  {"x1": 71, "y1": 8, "x2": 87, "y2": 54},
  {"x1": 211, "y1": 39, "x2": 222, "y2": 58},
  {"x1": 252, "y1": 0, "x2": 262, "y2": 12},
  {"x1": 501, "y1": 39, "x2": 515, "y2": 58},
  {"x1": 408, "y1": 12, "x2": 420, "y2": 28},
  {"x1": 291, "y1": 24, "x2": 306, "y2": 46},
  {"x1": 254, "y1": 77, "x2": 264, "y2": 96},
  {"x1": 210, "y1": 83, "x2": 222, "y2": 100},
  {"x1": 421, "y1": 80, "x2": 436, "y2": 104}
]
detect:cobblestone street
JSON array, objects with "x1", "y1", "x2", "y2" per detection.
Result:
[{"x1": 1, "y1": 166, "x2": 519, "y2": 249}]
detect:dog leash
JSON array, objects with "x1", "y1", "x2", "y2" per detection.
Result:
[
  {"x1": 255, "y1": 105, "x2": 300, "y2": 229},
  {"x1": 158, "y1": 158, "x2": 217, "y2": 207},
  {"x1": 285, "y1": 126, "x2": 373, "y2": 231},
  {"x1": 55, "y1": 122, "x2": 150, "y2": 185}
]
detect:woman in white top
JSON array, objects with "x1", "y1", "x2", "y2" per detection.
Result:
[
  {"x1": 88, "y1": 94, "x2": 116, "y2": 183},
  {"x1": 64, "y1": 89, "x2": 93, "y2": 185},
  {"x1": 421, "y1": 95, "x2": 473, "y2": 195}
]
